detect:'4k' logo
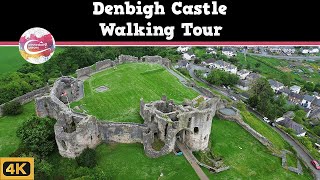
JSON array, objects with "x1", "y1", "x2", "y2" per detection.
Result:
[{"x1": 0, "y1": 158, "x2": 34, "y2": 180}]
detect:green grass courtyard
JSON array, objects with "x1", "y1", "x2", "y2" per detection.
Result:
[{"x1": 71, "y1": 63, "x2": 198, "y2": 123}]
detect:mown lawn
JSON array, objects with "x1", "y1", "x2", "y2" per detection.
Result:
[
  {"x1": 0, "y1": 102, "x2": 35, "y2": 157},
  {"x1": 49, "y1": 143, "x2": 198, "y2": 180},
  {"x1": 286, "y1": 153, "x2": 298, "y2": 168},
  {"x1": 72, "y1": 63, "x2": 198, "y2": 123},
  {"x1": 206, "y1": 118, "x2": 313, "y2": 180},
  {"x1": 0, "y1": 46, "x2": 26, "y2": 75}
]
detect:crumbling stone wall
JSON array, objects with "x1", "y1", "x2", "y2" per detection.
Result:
[
  {"x1": 99, "y1": 122, "x2": 147, "y2": 143},
  {"x1": 0, "y1": 86, "x2": 50, "y2": 116},
  {"x1": 36, "y1": 77, "x2": 101, "y2": 158},
  {"x1": 76, "y1": 66, "x2": 94, "y2": 78},
  {"x1": 76, "y1": 55, "x2": 172, "y2": 79},
  {"x1": 95, "y1": 59, "x2": 114, "y2": 71}
]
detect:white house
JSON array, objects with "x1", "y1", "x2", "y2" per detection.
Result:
[
  {"x1": 212, "y1": 60, "x2": 237, "y2": 74},
  {"x1": 301, "y1": 95, "x2": 315, "y2": 109},
  {"x1": 290, "y1": 85, "x2": 301, "y2": 94},
  {"x1": 177, "y1": 46, "x2": 191, "y2": 53},
  {"x1": 268, "y1": 79, "x2": 284, "y2": 92},
  {"x1": 237, "y1": 69, "x2": 250, "y2": 80},
  {"x1": 302, "y1": 49, "x2": 310, "y2": 54},
  {"x1": 222, "y1": 47, "x2": 236, "y2": 57},
  {"x1": 310, "y1": 48, "x2": 319, "y2": 54},
  {"x1": 282, "y1": 47, "x2": 296, "y2": 55},
  {"x1": 182, "y1": 52, "x2": 196, "y2": 60}
]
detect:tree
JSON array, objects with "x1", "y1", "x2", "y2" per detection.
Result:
[
  {"x1": 194, "y1": 58, "x2": 201, "y2": 64},
  {"x1": 248, "y1": 78, "x2": 276, "y2": 118},
  {"x1": 255, "y1": 63, "x2": 261, "y2": 68},
  {"x1": 304, "y1": 81, "x2": 315, "y2": 92},
  {"x1": 76, "y1": 148, "x2": 97, "y2": 168},
  {"x1": 207, "y1": 70, "x2": 239, "y2": 86},
  {"x1": 293, "y1": 110, "x2": 307, "y2": 124},
  {"x1": 35, "y1": 159, "x2": 53, "y2": 179},
  {"x1": 16, "y1": 116, "x2": 56, "y2": 157},
  {"x1": 315, "y1": 83, "x2": 320, "y2": 93},
  {"x1": 313, "y1": 126, "x2": 320, "y2": 137},
  {"x1": 3, "y1": 101, "x2": 23, "y2": 115}
]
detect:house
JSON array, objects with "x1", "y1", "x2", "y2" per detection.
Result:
[
  {"x1": 282, "y1": 47, "x2": 296, "y2": 55},
  {"x1": 206, "y1": 47, "x2": 217, "y2": 54},
  {"x1": 225, "y1": 64, "x2": 237, "y2": 74},
  {"x1": 279, "y1": 87, "x2": 291, "y2": 96},
  {"x1": 176, "y1": 60, "x2": 189, "y2": 69},
  {"x1": 276, "y1": 117, "x2": 307, "y2": 137},
  {"x1": 268, "y1": 79, "x2": 284, "y2": 92},
  {"x1": 246, "y1": 73, "x2": 261, "y2": 82},
  {"x1": 310, "y1": 48, "x2": 319, "y2": 54},
  {"x1": 302, "y1": 49, "x2": 309, "y2": 54},
  {"x1": 237, "y1": 69, "x2": 250, "y2": 80},
  {"x1": 269, "y1": 47, "x2": 282, "y2": 54},
  {"x1": 290, "y1": 85, "x2": 301, "y2": 94},
  {"x1": 288, "y1": 92, "x2": 303, "y2": 105},
  {"x1": 212, "y1": 60, "x2": 226, "y2": 69},
  {"x1": 202, "y1": 58, "x2": 216, "y2": 67},
  {"x1": 236, "y1": 79, "x2": 250, "y2": 91},
  {"x1": 311, "y1": 98, "x2": 320, "y2": 110},
  {"x1": 222, "y1": 47, "x2": 236, "y2": 57},
  {"x1": 177, "y1": 46, "x2": 191, "y2": 53},
  {"x1": 301, "y1": 95, "x2": 315, "y2": 109},
  {"x1": 310, "y1": 109, "x2": 320, "y2": 121},
  {"x1": 182, "y1": 52, "x2": 196, "y2": 60}
]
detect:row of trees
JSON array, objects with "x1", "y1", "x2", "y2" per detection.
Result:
[{"x1": 206, "y1": 69, "x2": 239, "y2": 86}]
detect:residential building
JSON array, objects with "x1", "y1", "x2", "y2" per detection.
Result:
[
  {"x1": 311, "y1": 98, "x2": 320, "y2": 110},
  {"x1": 268, "y1": 79, "x2": 284, "y2": 92},
  {"x1": 222, "y1": 47, "x2": 236, "y2": 57},
  {"x1": 288, "y1": 92, "x2": 303, "y2": 105},
  {"x1": 212, "y1": 60, "x2": 237, "y2": 74},
  {"x1": 182, "y1": 52, "x2": 196, "y2": 60},
  {"x1": 279, "y1": 87, "x2": 291, "y2": 96},
  {"x1": 237, "y1": 69, "x2": 250, "y2": 80},
  {"x1": 301, "y1": 95, "x2": 315, "y2": 109},
  {"x1": 202, "y1": 58, "x2": 216, "y2": 67},
  {"x1": 276, "y1": 117, "x2": 306, "y2": 137},
  {"x1": 282, "y1": 47, "x2": 296, "y2": 55},
  {"x1": 176, "y1": 60, "x2": 189, "y2": 68},
  {"x1": 236, "y1": 79, "x2": 250, "y2": 91},
  {"x1": 246, "y1": 73, "x2": 262, "y2": 82},
  {"x1": 290, "y1": 85, "x2": 301, "y2": 94},
  {"x1": 177, "y1": 46, "x2": 191, "y2": 53}
]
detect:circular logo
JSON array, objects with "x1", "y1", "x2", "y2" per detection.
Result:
[{"x1": 19, "y1": 27, "x2": 55, "y2": 64}]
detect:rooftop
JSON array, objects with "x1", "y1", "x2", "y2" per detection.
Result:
[
  {"x1": 268, "y1": 79, "x2": 284, "y2": 88},
  {"x1": 278, "y1": 117, "x2": 306, "y2": 135}
]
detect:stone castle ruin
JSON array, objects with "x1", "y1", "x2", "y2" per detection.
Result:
[{"x1": 35, "y1": 55, "x2": 225, "y2": 158}]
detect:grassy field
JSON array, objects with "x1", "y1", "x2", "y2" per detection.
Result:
[
  {"x1": 0, "y1": 102, "x2": 35, "y2": 157},
  {"x1": 286, "y1": 153, "x2": 298, "y2": 168},
  {"x1": 72, "y1": 63, "x2": 198, "y2": 123},
  {"x1": 206, "y1": 118, "x2": 312, "y2": 179},
  {"x1": 49, "y1": 143, "x2": 198, "y2": 180},
  {"x1": 0, "y1": 47, "x2": 26, "y2": 75},
  {"x1": 237, "y1": 104, "x2": 291, "y2": 151}
]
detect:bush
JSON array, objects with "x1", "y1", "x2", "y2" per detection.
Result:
[
  {"x1": 76, "y1": 148, "x2": 97, "y2": 168},
  {"x1": 16, "y1": 116, "x2": 56, "y2": 157},
  {"x1": 3, "y1": 101, "x2": 23, "y2": 115}
]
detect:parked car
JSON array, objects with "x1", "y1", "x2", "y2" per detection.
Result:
[
  {"x1": 231, "y1": 96, "x2": 237, "y2": 101},
  {"x1": 263, "y1": 117, "x2": 270, "y2": 123},
  {"x1": 311, "y1": 160, "x2": 320, "y2": 170}
]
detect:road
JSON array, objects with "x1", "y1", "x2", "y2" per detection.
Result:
[
  {"x1": 170, "y1": 64, "x2": 320, "y2": 179},
  {"x1": 247, "y1": 53, "x2": 320, "y2": 61}
]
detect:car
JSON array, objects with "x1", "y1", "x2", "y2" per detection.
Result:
[
  {"x1": 231, "y1": 96, "x2": 237, "y2": 101},
  {"x1": 263, "y1": 117, "x2": 270, "y2": 123},
  {"x1": 311, "y1": 160, "x2": 320, "y2": 170}
]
